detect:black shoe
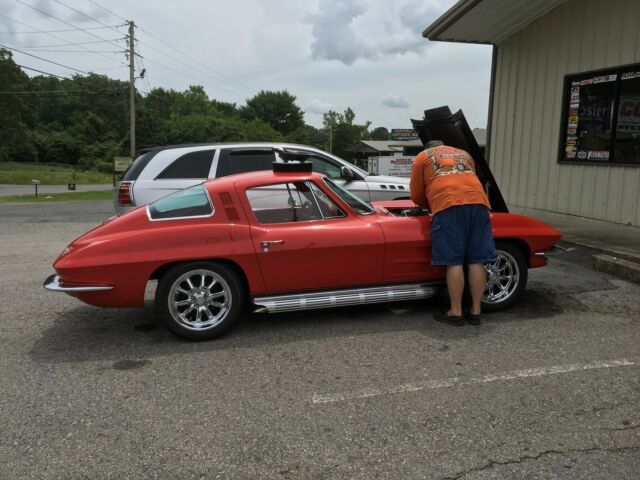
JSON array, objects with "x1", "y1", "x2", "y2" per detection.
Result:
[
  {"x1": 436, "y1": 311, "x2": 464, "y2": 326},
  {"x1": 467, "y1": 313, "x2": 481, "y2": 325}
]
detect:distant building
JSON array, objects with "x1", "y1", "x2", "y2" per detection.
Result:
[
  {"x1": 424, "y1": 0, "x2": 640, "y2": 226},
  {"x1": 347, "y1": 129, "x2": 487, "y2": 161}
]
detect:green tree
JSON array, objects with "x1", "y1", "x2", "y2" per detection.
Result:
[
  {"x1": 371, "y1": 126, "x2": 390, "y2": 140},
  {"x1": 0, "y1": 49, "x2": 36, "y2": 162},
  {"x1": 240, "y1": 90, "x2": 304, "y2": 136},
  {"x1": 323, "y1": 108, "x2": 370, "y2": 161}
]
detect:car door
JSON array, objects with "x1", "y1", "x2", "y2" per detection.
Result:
[
  {"x1": 375, "y1": 213, "x2": 445, "y2": 282},
  {"x1": 243, "y1": 180, "x2": 385, "y2": 293}
]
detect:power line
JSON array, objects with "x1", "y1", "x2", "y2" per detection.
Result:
[
  {"x1": 136, "y1": 37, "x2": 250, "y2": 97},
  {"x1": 14, "y1": 63, "x2": 70, "y2": 79},
  {"x1": 14, "y1": 0, "x2": 126, "y2": 52},
  {"x1": 136, "y1": 27, "x2": 254, "y2": 94},
  {"x1": 50, "y1": 0, "x2": 127, "y2": 38},
  {"x1": 91, "y1": 65, "x2": 128, "y2": 71},
  {"x1": 11, "y1": 38, "x2": 125, "y2": 48},
  {"x1": 1, "y1": 43, "x2": 89, "y2": 74},
  {"x1": 0, "y1": 14, "x2": 128, "y2": 67},
  {"x1": 78, "y1": 0, "x2": 255, "y2": 97},
  {"x1": 0, "y1": 87, "x2": 126, "y2": 94},
  {"x1": 141, "y1": 56, "x2": 245, "y2": 100},
  {"x1": 85, "y1": 0, "x2": 128, "y2": 23},
  {"x1": 12, "y1": 48, "x2": 124, "y2": 53},
  {"x1": 0, "y1": 25, "x2": 121, "y2": 34}
]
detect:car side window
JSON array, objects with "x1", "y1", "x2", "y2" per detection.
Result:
[
  {"x1": 247, "y1": 182, "x2": 323, "y2": 224},
  {"x1": 147, "y1": 184, "x2": 213, "y2": 220},
  {"x1": 156, "y1": 150, "x2": 215, "y2": 179},
  {"x1": 308, "y1": 181, "x2": 346, "y2": 219},
  {"x1": 309, "y1": 155, "x2": 342, "y2": 179},
  {"x1": 217, "y1": 150, "x2": 275, "y2": 177}
]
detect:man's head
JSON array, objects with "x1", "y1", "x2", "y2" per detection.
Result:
[{"x1": 425, "y1": 140, "x2": 444, "y2": 149}]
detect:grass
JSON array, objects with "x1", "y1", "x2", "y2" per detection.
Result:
[
  {"x1": 0, "y1": 162, "x2": 113, "y2": 184},
  {"x1": 0, "y1": 190, "x2": 113, "y2": 203}
]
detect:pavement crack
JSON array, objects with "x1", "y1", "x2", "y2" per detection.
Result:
[
  {"x1": 612, "y1": 423, "x2": 640, "y2": 432},
  {"x1": 441, "y1": 445, "x2": 640, "y2": 480}
]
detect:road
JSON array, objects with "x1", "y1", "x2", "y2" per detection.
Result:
[
  {"x1": 0, "y1": 183, "x2": 113, "y2": 196},
  {"x1": 0, "y1": 201, "x2": 638, "y2": 479}
]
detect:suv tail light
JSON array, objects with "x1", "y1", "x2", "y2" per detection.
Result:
[{"x1": 118, "y1": 182, "x2": 135, "y2": 206}]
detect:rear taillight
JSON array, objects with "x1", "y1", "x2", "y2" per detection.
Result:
[{"x1": 118, "y1": 182, "x2": 135, "y2": 206}]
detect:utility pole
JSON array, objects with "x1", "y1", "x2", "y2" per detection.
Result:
[
  {"x1": 328, "y1": 114, "x2": 333, "y2": 154},
  {"x1": 128, "y1": 20, "x2": 135, "y2": 160}
]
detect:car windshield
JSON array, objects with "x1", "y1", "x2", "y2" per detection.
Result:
[
  {"x1": 148, "y1": 184, "x2": 213, "y2": 220},
  {"x1": 323, "y1": 178, "x2": 375, "y2": 215}
]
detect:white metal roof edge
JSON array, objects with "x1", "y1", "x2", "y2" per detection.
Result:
[{"x1": 423, "y1": 0, "x2": 566, "y2": 45}]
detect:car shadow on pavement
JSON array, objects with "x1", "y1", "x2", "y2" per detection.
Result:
[{"x1": 29, "y1": 285, "x2": 579, "y2": 365}]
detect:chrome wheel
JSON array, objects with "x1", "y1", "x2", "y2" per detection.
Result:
[
  {"x1": 483, "y1": 250, "x2": 520, "y2": 305},
  {"x1": 168, "y1": 269, "x2": 232, "y2": 331}
]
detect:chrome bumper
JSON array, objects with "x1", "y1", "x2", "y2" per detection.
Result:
[{"x1": 43, "y1": 274, "x2": 114, "y2": 293}]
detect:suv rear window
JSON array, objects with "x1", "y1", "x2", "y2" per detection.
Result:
[
  {"x1": 156, "y1": 149, "x2": 215, "y2": 179},
  {"x1": 122, "y1": 150, "x2": 160, "y2": 181},
  {"x1": 216, "y1": 149, "x2": 275, "y2": 176}
]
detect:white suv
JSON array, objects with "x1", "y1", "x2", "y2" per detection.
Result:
[{"x1": 115, "y1": 143, "x2": 411, "y2": 214}]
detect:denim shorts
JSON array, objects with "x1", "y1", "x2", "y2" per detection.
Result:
[{"x1": 430, "y1": 204, "x2": 498, "y2": 266}]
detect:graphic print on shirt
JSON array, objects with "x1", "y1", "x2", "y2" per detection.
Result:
[{"x1": 426, "y1": 148, "x2": 476, "y2": 178}]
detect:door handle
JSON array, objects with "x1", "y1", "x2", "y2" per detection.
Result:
[{"x1": 260, "y1": 240, "x2": 285, "y2": 252}]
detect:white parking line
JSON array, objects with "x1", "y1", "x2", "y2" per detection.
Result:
[{"x1": 312, "y1": 358, "x2": 638, "y2": 405}]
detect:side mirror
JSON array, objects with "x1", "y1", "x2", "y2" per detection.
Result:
[{"x1": 340, "y1": 166, "x2": 355, "y2": 180}]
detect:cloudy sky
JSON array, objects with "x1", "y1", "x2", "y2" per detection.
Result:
[{"x1": 0, "y1": 0, "x2": 493, "y2": 129}]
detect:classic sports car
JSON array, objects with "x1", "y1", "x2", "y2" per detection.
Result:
[{"x1": 44, "y1": 153, "x2": 560, "y2": 340}]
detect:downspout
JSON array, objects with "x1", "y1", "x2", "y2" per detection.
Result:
[{"x1": 485, "y1": 44, "x2": 498, "y2": 163}]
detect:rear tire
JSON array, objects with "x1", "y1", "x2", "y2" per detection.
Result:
[
  {"x1": 155, "y1": 262, "x2": 244, "y2": 340},
  {"x1": 481, "y1": 242, "x2": 528, "y2": 312}
]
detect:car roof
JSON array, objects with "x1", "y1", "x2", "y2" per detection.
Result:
[{"x1": 138, "y1": 142, "x2": 323, "y2": 155}]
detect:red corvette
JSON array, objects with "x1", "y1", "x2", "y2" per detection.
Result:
[{"x1": 44, "y1": 157, "x2": 560, "y2": 340}]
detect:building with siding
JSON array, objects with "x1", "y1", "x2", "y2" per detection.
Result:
[{"x1": 424, "y1": 0, "x2": 640, "y2": 226}]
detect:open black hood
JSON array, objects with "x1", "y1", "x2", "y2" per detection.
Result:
[{"x1": 411, "y1": 106, "x2": 508, "y2": 213}]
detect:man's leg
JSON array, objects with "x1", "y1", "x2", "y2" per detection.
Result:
[
  {"x1": 446, "y1": 265, "x2": 465, "y2": 316},
  {"x1": 468, "y1": 263, "x2": 486, "y2": 315}
]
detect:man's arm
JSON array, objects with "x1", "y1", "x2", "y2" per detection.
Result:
[{"x1": 409, "y1": 153, "x2": 429, "y2": 209}]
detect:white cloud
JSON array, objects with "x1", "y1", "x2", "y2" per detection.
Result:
[
  {"x1": 304, "y1": 98, "x2": 335, "y2": 114},
  {"x1": 306, "y1": 0, "x2": 446, "y2": 65},
  {"x1": 382, "y1": 95, "x2": 410, "y2": 108},
  {"x1": 1, "y1": 0, "x2": 495, "y2": 132}
]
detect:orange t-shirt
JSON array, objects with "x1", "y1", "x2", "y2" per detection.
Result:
[{"x1": 409, "y1": 145, "x2": 490, "y2": 215}]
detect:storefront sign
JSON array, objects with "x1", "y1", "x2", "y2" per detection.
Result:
[
  {"x1": 390, "y1": 129, "x2": 418, "y2": 141},
  {"x1": 113, "y1": 156, "x2": 133, "y2": 173}
]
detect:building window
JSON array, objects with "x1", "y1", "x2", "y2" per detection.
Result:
[{"x1": 560, "y1": 64, "x2": 640, "y2": 165}]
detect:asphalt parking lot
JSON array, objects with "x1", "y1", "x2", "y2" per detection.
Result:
[{"x1": 1, "y1": 200, "x2": 638, "y2": 479}]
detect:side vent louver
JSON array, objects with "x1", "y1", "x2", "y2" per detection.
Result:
[
  {"x1": 225, "y1": 208, "x2": 240, "y2": 221},
  {"x1": 219, "y1": 191, "x2": 233, "y2": 205},
  {"x1": 219, "y1": 192, "x2": 239, "y2": 221}
]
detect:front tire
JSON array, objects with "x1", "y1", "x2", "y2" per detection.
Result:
[
  {"x1": 155, "y1": 262, "x2": 244, "y2": 340},
  {"x1": 481, "y1": 242, "x2": 528, "y2": 312}
]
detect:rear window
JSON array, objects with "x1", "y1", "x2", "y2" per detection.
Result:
[
  {"x1": 122, "y1": 150, "x2": 160, "y2": 181},
  {"x1": 147, "y1": 184, "x2": 213, "y2": 220},
  {"x1": 216, "y1": 149, "x2": 275, "y2": 176},
  {"x1": 156, "y1": 150, "x2": 215, "y2": 179}
]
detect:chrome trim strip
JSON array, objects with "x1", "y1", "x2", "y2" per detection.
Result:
[
  {"x1": 43, "y1": 274, "x2": 113, "y2": 293},
  {"x1": 533, "y1": 252, "x2": 546, "y2": 256},
  {"x1": 253, "y1": 283, "x2": 439, "y2": 313}
]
